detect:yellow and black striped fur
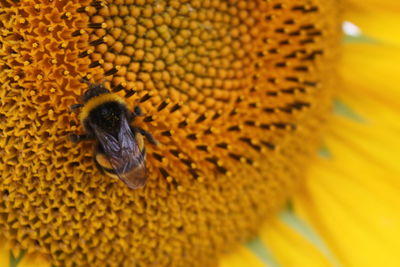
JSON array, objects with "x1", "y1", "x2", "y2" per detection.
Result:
[{"x1": 70, "y1": 82, "x2": 156, "y2": 189}]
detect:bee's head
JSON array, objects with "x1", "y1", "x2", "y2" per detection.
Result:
[{"x1": 82, "y1": 83, "x2": 110, "y2": 103}]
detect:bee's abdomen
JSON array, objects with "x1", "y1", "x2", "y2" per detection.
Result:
[
  {"x1": 94, "y1": 151, "x2": 146, "y2": 179},
  {"x1": 95, "y1": 153, "x2": 113, "y2": 170},
  {"x1": 94, "y1": 153, "x2": 121, "y2": 179}
]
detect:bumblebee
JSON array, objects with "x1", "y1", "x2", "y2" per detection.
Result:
[{"x1": 70, "y1": 81, "x2": 157, "y2": 189}]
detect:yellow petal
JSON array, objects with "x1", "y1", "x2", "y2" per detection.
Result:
[
  {"x1": 258, "y1": 215, "x2": 334, "y2": 267},
  {"x1": 339, "y1": 44, "x2": 400, "y2": 114},
  {"x1": 345, "y1": 0, "x2": 400, "y2": 13},
  {"x1": 294, "y1": 111, "x2": 400, "y2": 267},
  {"x1": 292, "y1": 6, "x2": 400, "y2": 261},
  {"x1": 0, "y1": 243, "x2": 8, "y2": 267},
  {"x1": 0, "y1": 241, "x2": 50, "y2": 267},
  {"x1": 338, "y1": 43, "x2": 400, "y2": 174},
  {"x1": 343, "y1": 1, "x2": 400, "y2": 45},
  {"x1": 18, "y1": 253, "x2": 50, "y2": 267},
  {"x1": 220, "y1": 245, "x2": 267, "y2": 267}
]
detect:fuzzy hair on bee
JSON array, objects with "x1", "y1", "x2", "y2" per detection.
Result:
[{"x1": 69, "y1": 81, "x2": 157, "y2": 189}]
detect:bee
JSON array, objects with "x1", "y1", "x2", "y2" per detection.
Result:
[{"x1": 69, "y1": 81, "x2": 157, "y2": 189}]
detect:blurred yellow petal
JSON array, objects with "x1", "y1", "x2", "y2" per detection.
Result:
[
  {"x1": 340, "y1": 43, "x2": 400, "y2": 107},
  {"x1": 0, "y1": 240, "x2": 50, "y2": 267},
  {"x1": 343, "y1": 2, "x2": 400, "y2": 45},
  {"x1": 292, "y1": 21, "x2": 400, "y2": 265},
  {"x1": 333, "y1": 115, "x2": 400, "y2": 176},
  {"x1": 259, "y1": 215, "x2": 334, "y2": 267},
  {"x1": 278, "y1": 9, "x2": 400, "y2": 263},
  {"x1": 0, "y1": 244, "x2": 8, "y2": 267},
  {"x1": 294, "y1": 111, "x2": 400, "y2": 267},
  {"x1": 220, "y1": 245, "x2": 267, "y2": 267},
  {"x1": 345, "y1": 0, "x2": 400, "y2": 14},
  {"x1": 18, "y1": 253, "x2": 50, "y2": 267},
  {"x1": 339, "y1": 44, "x2": 400, "y2": 131},
  {"x1": 338, "y1": 43, "x2": 400, "y2": 175}
]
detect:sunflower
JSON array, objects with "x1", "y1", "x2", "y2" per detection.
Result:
[{"x1": 0, "y1": 0, "x2": 399, "y2": 267}]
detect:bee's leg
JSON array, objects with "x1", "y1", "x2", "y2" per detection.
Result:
[
  {"x1": 80, "y1": 77, "x2": 91, "y2": 85},
  {"x1": 137, "y1": 127, "x2": 158, "y2": 145},
  {"x1": 70, "y1": 104, "x2": 84, "y2": 112},
  {"x1": 133, "y1": 105, "x2": 142, "y2": 116},
  {"x1": 69, "y1": 133, "x2": 92, "y2": 143},
  {"x1": 128, "y1": 106, "x2": 142, "y2": 122}
]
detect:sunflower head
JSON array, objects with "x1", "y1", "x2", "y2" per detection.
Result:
[{"x1": 0, "y1": 0, "x2": 341, "y2": 266}]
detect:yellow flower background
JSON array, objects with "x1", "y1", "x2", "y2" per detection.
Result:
[{"x1": 0, "y1": 0, "x2": 399, "y2": 266}]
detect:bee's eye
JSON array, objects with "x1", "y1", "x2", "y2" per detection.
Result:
[{"x1": 101, "y1": 109, "x2": 108, "y2": 116}]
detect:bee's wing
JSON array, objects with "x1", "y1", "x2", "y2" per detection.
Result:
[
  {"x1": 91, "y1": 115, "x2": 147, "y2": 189},
  {"x1": 116, "y1": 115, "x2": 147, "y2": 189}
]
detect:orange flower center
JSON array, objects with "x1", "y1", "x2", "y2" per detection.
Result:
[{"x1": 0, "y1": 0, "x2": 341, "y2": 266}]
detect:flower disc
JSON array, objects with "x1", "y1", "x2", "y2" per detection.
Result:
[{"x1": 0, "y1": 0, "x2": 341, "y2": 266}]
